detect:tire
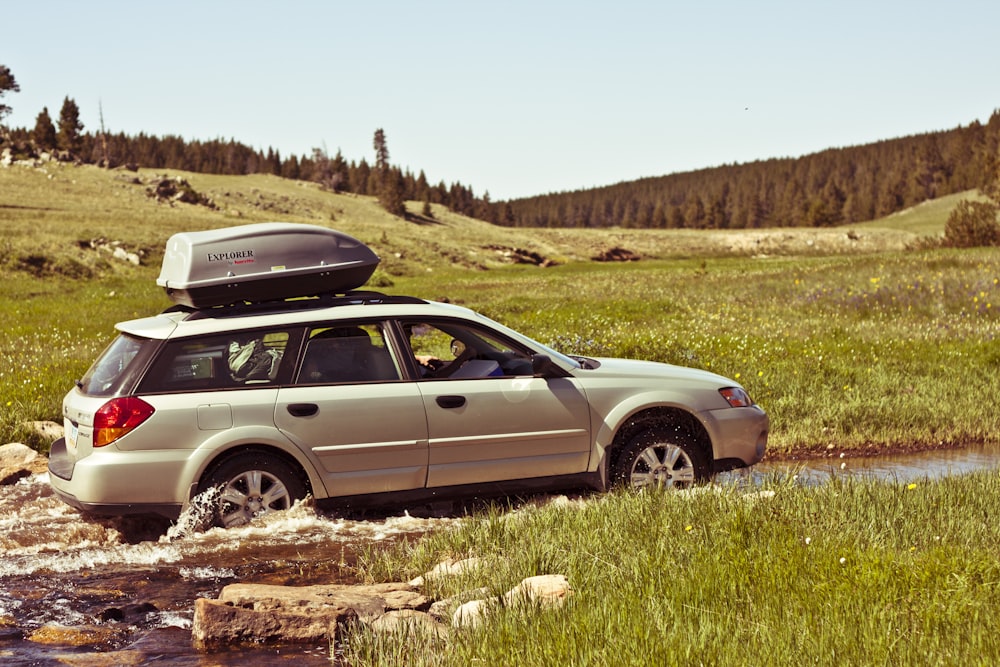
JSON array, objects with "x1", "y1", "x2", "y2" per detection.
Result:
[
  {"x1": 612, "y1": 428, "x2": 710, "y2": 490},
  {"x1": 200, "y1": 453, "x2": 306, "y2": 528}
]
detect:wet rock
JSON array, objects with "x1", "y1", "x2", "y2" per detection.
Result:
[
  {"x1": 0, "y1": 614, "x2": 23, "y2": 641},
  {"x1": 99, "y1": 602, "x2": 158, "y2": 623},
  {"x1": 193, "y1": 596, "x2": 351, "y2": 647},
  {"x1": 0, "y1": 443, "x2": 44, "y2": 485},
  {"x1": 192, "y1": 581, "x2": 431, "y2": 648},
  {"x1": 50, "y1": 649, "x2": 146, "y2": 666},
  {"x1": 192, "y1": 566, "x2": 571, "y2": 647},
  {"x1": 27, "y1": 623, "x2": 122, "y2": 647}
]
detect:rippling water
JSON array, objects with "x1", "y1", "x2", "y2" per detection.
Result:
[
  {"x1": 3, "y1": 447, "x2": 1000, "y2": 665},
  {"x1": 0, "y1": 474, "x2": 461, "y2": 666}
]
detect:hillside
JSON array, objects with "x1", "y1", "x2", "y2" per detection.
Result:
[
  {"x1": 505, "y1": 110, "x2": 1000, "y2": 230},
  {"x1": 0, "y1": 161, "x2": 952, "y2": 283},
  {"x1": 2, "y1": 159, "x2": 997, "y2": 458}
]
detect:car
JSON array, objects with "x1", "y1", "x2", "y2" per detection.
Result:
[{"x1": 48, "y1": 224, "x2": 768, "y2": 528}]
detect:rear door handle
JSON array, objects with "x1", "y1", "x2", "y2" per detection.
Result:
[
  {"x1": 287, "y1": 403, "x2": 319, "y2": 417},
  {"x1": 436, "y1": 395, "x2": 466, "y2": 409}
]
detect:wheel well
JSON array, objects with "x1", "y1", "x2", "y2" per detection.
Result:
[
  {"x1": 198, "y1": 445, "x2": 313, "y2": 497},
  {"x1": 609, "y1": 407, "x2": 712, "y2": 469}
]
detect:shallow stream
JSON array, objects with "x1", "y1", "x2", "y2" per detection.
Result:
[{"x1": 2, "y1": 446, "x2": 999, "y2": 665}]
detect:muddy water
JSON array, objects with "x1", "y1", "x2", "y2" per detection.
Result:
[
  {"x1": 0, "y1": 474, "x2": 460, "y2": 666},
  {"x1": 3, "y1": 447, "x2": 1000, "y2": 665}
]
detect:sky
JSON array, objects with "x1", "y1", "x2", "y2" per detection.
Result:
[{"x1": 3, "y1": 0, "x2": 999, "y2": 201}]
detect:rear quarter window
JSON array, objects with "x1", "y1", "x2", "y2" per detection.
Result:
[{"x1": 79, "y1": 334, "x2": 154, "y2": 397}]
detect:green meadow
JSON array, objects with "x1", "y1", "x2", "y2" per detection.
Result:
[
  {"x1": 346, "y1": 472, "x2": 1000, "y2": 666},
  {"x1": 1, "y1": 162, "x2": 997, "y2": 456},
  {"x1": 3, "y1": 162, "x2": 1000, "y2": 665}
]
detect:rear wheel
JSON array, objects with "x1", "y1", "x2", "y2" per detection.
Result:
[
  {"x1": 201, "y1": 453, "x2": 306, "y2": 528},
  {"x1": 612, "y1": 428, "x2": 710, "y2": 490}
]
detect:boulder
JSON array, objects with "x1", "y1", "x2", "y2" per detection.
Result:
[
  {"x1": 191, "y1": 564, "x2": 571, "y2": 648},
  {"x1": 0, "y1": 442, "x2": 45, "y2": 485},
  {"x1": 503, "y1": 574, "x2": 573, "y2": 608},
  {"x1": 25, "y1": 420, "x2": 63, "y2": 442},
  {"x1": 408, "y1": 557, "x2": 485, "y2": 587},
  {"x1": 451, "y1": 575, "x2": 573, "y2": 629},
  {"x1": 452, "y1": 597, "x2": 492, "y2": 629},
  {"x1": 192, "y1": 597, "x2": 352, "y2": 648},
  {"x1": 27, "y1": 623, "x2": 123, "y2": 647},
  {"x1": 192, "y1": 581, "x2": 431, "y2": 648},
  {"x1": 367, "y1": 609, "x2": 449, "y2": 639}
]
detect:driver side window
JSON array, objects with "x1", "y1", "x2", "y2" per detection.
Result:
[{"x1": 400, "y1": 320, "x2": 534, "y2": 379}]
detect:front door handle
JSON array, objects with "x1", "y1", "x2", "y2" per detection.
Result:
[
  {"x1": 436, "y1": 395, "x2": 466, "y2": 409},
  {"x1": 287, "y1": 403, "x2": 319, "y2": 417}
]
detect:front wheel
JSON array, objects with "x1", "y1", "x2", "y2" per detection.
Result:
[
  {"x1": 612, "y1": 429, "x2": 710, "y2": 490},
  {"x1": 200, "y1": 453, "x2": 306, "y2": 528}
]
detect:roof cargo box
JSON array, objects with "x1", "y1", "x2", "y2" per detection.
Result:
[{"x1": 156, "y1": 222, "x2": 380, "y2": 308}]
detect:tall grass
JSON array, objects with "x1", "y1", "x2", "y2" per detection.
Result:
[
  {"x1": 344, "y1": 471, "x2": 1000, "y2": 665},
  {"x1": 1, "y1": 164, "x2": 997, "y2": 455},
  {"x1": 394, "y1": 249, "x2": 1000, "y2": 455}
]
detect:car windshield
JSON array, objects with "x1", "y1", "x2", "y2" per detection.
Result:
[{"x1": 79, "y1": 334, "x2": 149, "y2": 397}]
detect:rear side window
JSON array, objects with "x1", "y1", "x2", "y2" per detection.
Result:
[
  {"x1": 79, "y1": 334, "x2": 151, "y2": 397},
  {"x1": 140, "y1": 329, "x2": 293, "y2": 392},
  {"x1": 297, "y1": 323, "x2": 400, "y2": 384}
]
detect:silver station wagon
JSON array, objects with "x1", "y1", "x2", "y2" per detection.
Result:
[{"x1": 48, "y1": 223, "x2": 768, "y2": 527}]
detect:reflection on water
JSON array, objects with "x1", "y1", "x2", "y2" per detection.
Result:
[
  {"x1": 3, "y1": 446, "x2": 1000, "y2": 664},
  {"x1": 729, "y1": 445, "x2": 1000, "y2": 485}
]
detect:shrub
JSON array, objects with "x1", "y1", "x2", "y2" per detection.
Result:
[{"x1": 943, "y1": 200, "x2": 1000, "y2": 247}]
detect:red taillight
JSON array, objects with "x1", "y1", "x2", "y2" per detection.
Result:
[{"x1": 93, "y1": 397, "x2": 155, "y2": 447}]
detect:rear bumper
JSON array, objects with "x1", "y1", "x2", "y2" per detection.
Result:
[
  {"x1": 47, "y1": 481, "x2": 182, "y2": 520},
  {"x1": 47, "y1": 436, "x2": 189, "y2": 519}
]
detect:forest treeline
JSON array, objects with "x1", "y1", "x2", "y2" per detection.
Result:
[
  {"x1": 502, "y1": 110, "x2": 1000, "y2": 229},
  {"x1": 1, "y1": 64, "x2": 998, "y2": 230},
  {"x1": 9, "y1": 110, "x2": 996, "y2": 231},
  {"x1": 3, "y1": 122, "x2": 484, "y2": 219}
]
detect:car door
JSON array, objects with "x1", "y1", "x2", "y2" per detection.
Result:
[
  {"x1": 274, "y1": 322, "x2": 429, "y2": 497},
  {"x1": 398, "y1": 319, "x2": 592, "y2": 488}
]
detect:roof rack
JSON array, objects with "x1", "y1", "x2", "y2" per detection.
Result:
[{"x1": 161, "y1": 291, "x2": 428, "y2": 320}]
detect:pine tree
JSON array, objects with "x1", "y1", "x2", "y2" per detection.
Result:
[
  {"x1": 0, "y1": 64, "x2": 19, "y2": 121},
  {"x1": 372, "y1": 129, "x2": 406, "y2": 216},
  {"x1": 57, "y1": 96, "x2": 84, "y2": 154},
  {"x1": 373, "y1": 128, "x2": 389, "y2": 171},
  {"x1": 330, "y1": 150, "x2": 348, "y2": 192},
  {"x1": 32, "y1": 107, "x2": 57, "y2": 151}
]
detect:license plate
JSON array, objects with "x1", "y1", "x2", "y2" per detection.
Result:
[{"x1": 67, "y1": 423, "x2": 79, "y2": 451}]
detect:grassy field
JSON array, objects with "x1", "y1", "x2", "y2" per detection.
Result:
[
  {"x1": 344, "y1": 472, "x2": 1000, "y2": 665},
  {"x1": 4, "y1": 162, "x2": 1000, "y2": 665},
  {"x1": 1, "y1": 162, "x2": 997, "y2": 456}
]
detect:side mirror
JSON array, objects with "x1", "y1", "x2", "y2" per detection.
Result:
[{"x1": 531, "y1": 354, "x2": 557, "y2": 377}]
